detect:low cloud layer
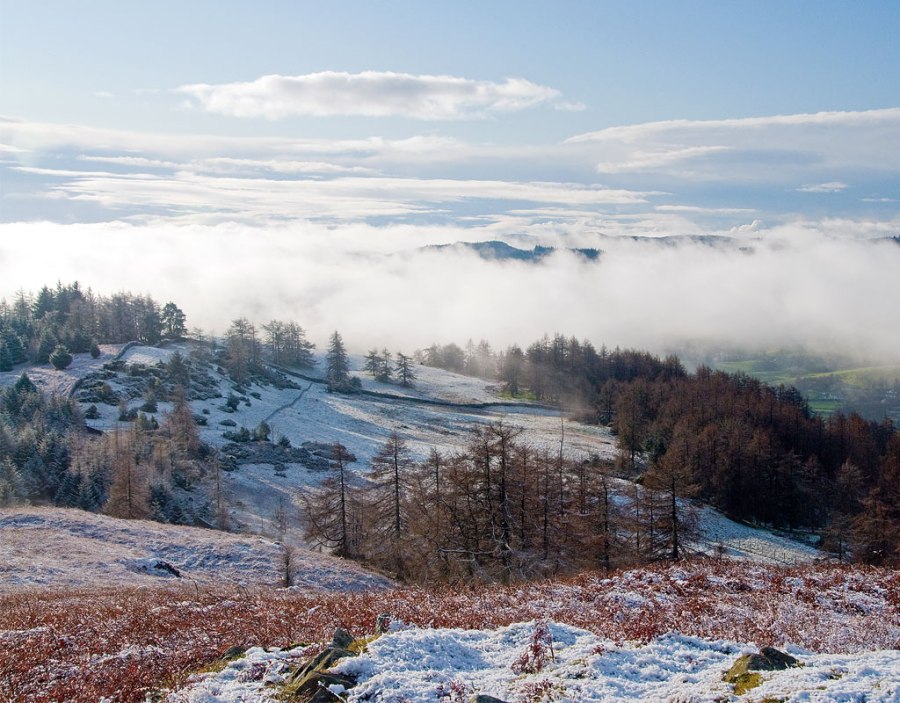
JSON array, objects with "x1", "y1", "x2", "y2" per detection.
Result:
[
  {"x1": 177, "y1": 71, "x2": 579, "y2": 120},
  {"x1": 1, "y1": 109, "x2": 898, "y2": 363},
  {"x1": 1, "y1": 220, "x2": 898, "y2": 362}
]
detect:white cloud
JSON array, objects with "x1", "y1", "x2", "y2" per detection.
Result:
[
  {"x1": 567, "y1": 108, "x2": 900, "y2": 180},
  {"x1": 1, "y1": 220, "x2": 898, "y2": 361},
  {"x1": 797, "y1": 181, "x2": 848, "y2": 193},
  {"x1": 567, "y1": 108, "x2": 900, "y2": 144},
  {"x1": 595, "y1": 146, "x2": 732, "y2": 174},
  {"x1": 654, "y1": 205, "x2": 756, "y2": 215},
  {"x1": 176, "y1": 71, "x2": 575, "y2": 120},
  {"x1": 47, "y1": 171, "x2": 651, "y2": 222}
]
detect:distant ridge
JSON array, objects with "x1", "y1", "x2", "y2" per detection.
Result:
[
  {"x1": 421, "y1": 235, "x2": 900, "y2": 263},
  {"x1": 422, "y1": 240, "x2": 601, "y2": 262}
]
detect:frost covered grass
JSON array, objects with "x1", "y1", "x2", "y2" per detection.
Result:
[
  {"x1": 0, "y1": 508, "x2": 389, "y2": 594},
  {"x1": 1, "y1": 560, "x2": 896, "y2": 702}
]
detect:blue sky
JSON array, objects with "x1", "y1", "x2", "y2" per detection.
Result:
[
  {"x1": 1, "y1": 1, "x2": 899, "y2": 354},
  {"x1": 3, "y1": 1, "x2": 899, "y2": 138}
]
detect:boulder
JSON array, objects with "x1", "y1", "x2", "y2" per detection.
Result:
[
  {"x1": 281, "y1": 628, "x2": 358, "y2": 702},
  {"x1": 723, "y1": 647, "x2": 801, "y2": 695}
]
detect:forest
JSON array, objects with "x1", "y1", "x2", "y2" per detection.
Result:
[{"x1": 0, "y1": 283, "x2": 898, "y2": 585}]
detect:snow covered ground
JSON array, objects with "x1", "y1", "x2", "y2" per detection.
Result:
[
  {"x1": 2, "y1": 342, "x2": 823, "y2": 571},
  {"x1": 171, "y1": 621, "x2": 900, "y2": 702},
  {"x1": 0, "y1": 507, "x2": 390, "y2": 592},
  {"x1": 0, "y1": 343, "x2": 124, "y2": 395}
]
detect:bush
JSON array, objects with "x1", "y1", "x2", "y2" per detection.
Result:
[
  {"x1": 49, "y1": 345, "x2": 73, "y2": 370},
  {"x1": 90, "y1": 343, "x2": 101, "y2": 359},
  {"x1": 84, "y1": 404, "x2": 100, "y2": 420}
]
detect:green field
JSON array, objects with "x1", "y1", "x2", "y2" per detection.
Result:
[{"x1": 711, "y1": 354, "x2": 900, "y2": 419}]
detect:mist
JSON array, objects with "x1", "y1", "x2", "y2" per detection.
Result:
[{"x1": 1, "y1": 220, "x2": 898, "y2": 363}]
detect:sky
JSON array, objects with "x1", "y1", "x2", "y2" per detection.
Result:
[{"x1": 1, "y1": 1, "x2": 899, "y2": 357}]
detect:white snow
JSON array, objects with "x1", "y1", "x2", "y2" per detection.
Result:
[
  {"x1": 0, "y1": 507, "x2": 390, "y2": 592},
  {"x1": 0, "y1": 344, "x2": 124, "y2": 395},
  {"x1": 3, "y1": 341, "x2": 826, "y2": 589},
  {"x1": 170, "y1": 621, "x2": 900, "y2": 702}
]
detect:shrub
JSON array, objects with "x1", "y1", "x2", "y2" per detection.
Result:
[{"x1": 49, "y1": 345, "x2": 73, "y2": 370}]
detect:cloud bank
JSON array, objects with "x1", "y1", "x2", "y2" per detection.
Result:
[
  {"x1": 177, "y1": 71, "x2": 579, "y2": 120},
  {"x1": 1, "y1": 220, "x2": 898, "y2": 362}
]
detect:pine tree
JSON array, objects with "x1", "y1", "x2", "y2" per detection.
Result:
[
  {"x1": 395, "y1": 352, "x2": 416, "y2": 388},
  {"x1": 325, "y1": 331, "x2": 351, "y2": 392},
  {"x1": 378, "y1": 348, "x2": 393, "y2": 383},
  {"x1": 302, "y1": 444, "x2": 358, "y2": 557},
  {"x1": 0, "y1": 459, "x2": 25, "y2": 506},
  {"x1": 0, "y1": 342, "x2": 12, "y2": 372},
  {"x1": 49, "y1": 344, "x2": 73, "y2": 370},
  {"x1": 366, "y1": 431, "x2": 415, "y2": 576},
  {"x1": 364, "y1": 349, "x2": 383, "y2": 378},
  {"x1": 160, "y1": 302, "x2": 187, "y2": 339}
]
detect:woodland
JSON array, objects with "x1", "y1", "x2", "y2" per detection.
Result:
[{"x1": 1, "y1": 282, "x2": 898, "y2": 585}]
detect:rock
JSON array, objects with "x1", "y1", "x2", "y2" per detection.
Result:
[
  {"x1": 724, "y1": 647, "x2": 801, "y2": 695},
  {"x1": 282, "y1": 629, "x2": 357, "y2": 701},
  {"x1": 153, "y1": 560, "x2": 181, "y2": 577},
  {"x1": 469, "y1": 696, "x2": 511, "y2": 703},
  {"x1": 331, "y1": 628, "x2": 355, "y2": 650},
  {"x1": 284, "y1": 670, "x2": 355, "y2": 702}
]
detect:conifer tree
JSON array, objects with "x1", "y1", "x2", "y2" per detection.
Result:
[
  {"x1": 160, "y1": 302, "x2": 187, "y2": 339},
  {"x1": 49, "y1": 344, "x2": 73, "y2": 370},
  {"x1": 302, "y1": 443, "x2": 358, "y2": 558},
  {"x1": 395, "y1": 352, "x2": 416, "y2": 388},
  {"x1": 366, "y1": 431, "x2": 415, "y2": 575},
  {"x1": 325, "y1": 331, "x2": 351, "y2": 391}
]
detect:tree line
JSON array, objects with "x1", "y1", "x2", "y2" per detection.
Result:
[
  {"x1": 303, "y1": 425, "x2": 710, "y2": 584},
  {"x1": 0, "y1": 282, "x2": 187, "y2": 370},
  {"x1": 416, "y1": 333, "x2": 900, "y2": 567}
]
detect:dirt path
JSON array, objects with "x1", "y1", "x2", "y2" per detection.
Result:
[{"x1": 262, "y1": 381, "x2": 314, "y2": 424}]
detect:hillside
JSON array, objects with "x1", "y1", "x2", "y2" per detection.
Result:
[
  {"x1": 0, "y1": 507, "x2": 390, "y2": 593},
  {"x1": 0, "y1": 341, "x2": 822, "y2": 569},
  {"x1": 2, "y1": 560, "x2": 896, "y2": 702}
]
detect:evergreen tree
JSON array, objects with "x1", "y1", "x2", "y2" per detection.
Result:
[
  {"x1": 378, "y1": 348, "x2": 393, "y2": 382},
  {"x1": 0, "y1": 342, "x2": 12, "y2": 372},
  {"x1": 395, "y1": 352, "x2": 416, "y2": 388},
  {"x1": 166, "y1": 351, "x2": 191, "y2": 388},
  {"x1": 49, "y1": 344, "x2": 73, "y2": 370},
  {"x1": 364, "y1": 349, "x2": 383, "y2": 378},
  {"x1": 0, "y1": 459, "x2": 25, "y2": 506},
  {"x1": 160, "y1": 302, "x2": 187, "y2": 339},
  {"x1": 325, "y1": 331, "x2": 352, "y2": 392}
]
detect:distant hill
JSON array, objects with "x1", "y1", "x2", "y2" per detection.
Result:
[
  {"x1": 422, "y1": 234, "x2": 900, "y2": 264},
  {"x1": 422, "y1": 240, "x2": 601, "y2": 261}
]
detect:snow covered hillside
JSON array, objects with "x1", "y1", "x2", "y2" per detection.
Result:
[
  {"x1": 0, "y1": 507, "x2": 391, "y2": 592},
  {"x1": 0, "y1": 341, "x2": 825, "y2": 566},
  {"x1": 176, "y1": 622, "x2": 900, "y2": 702}
]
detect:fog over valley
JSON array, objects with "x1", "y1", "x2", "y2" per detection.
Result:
[{"x1": 1, "y1": 218, "x2": 898, "y2": 361}]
